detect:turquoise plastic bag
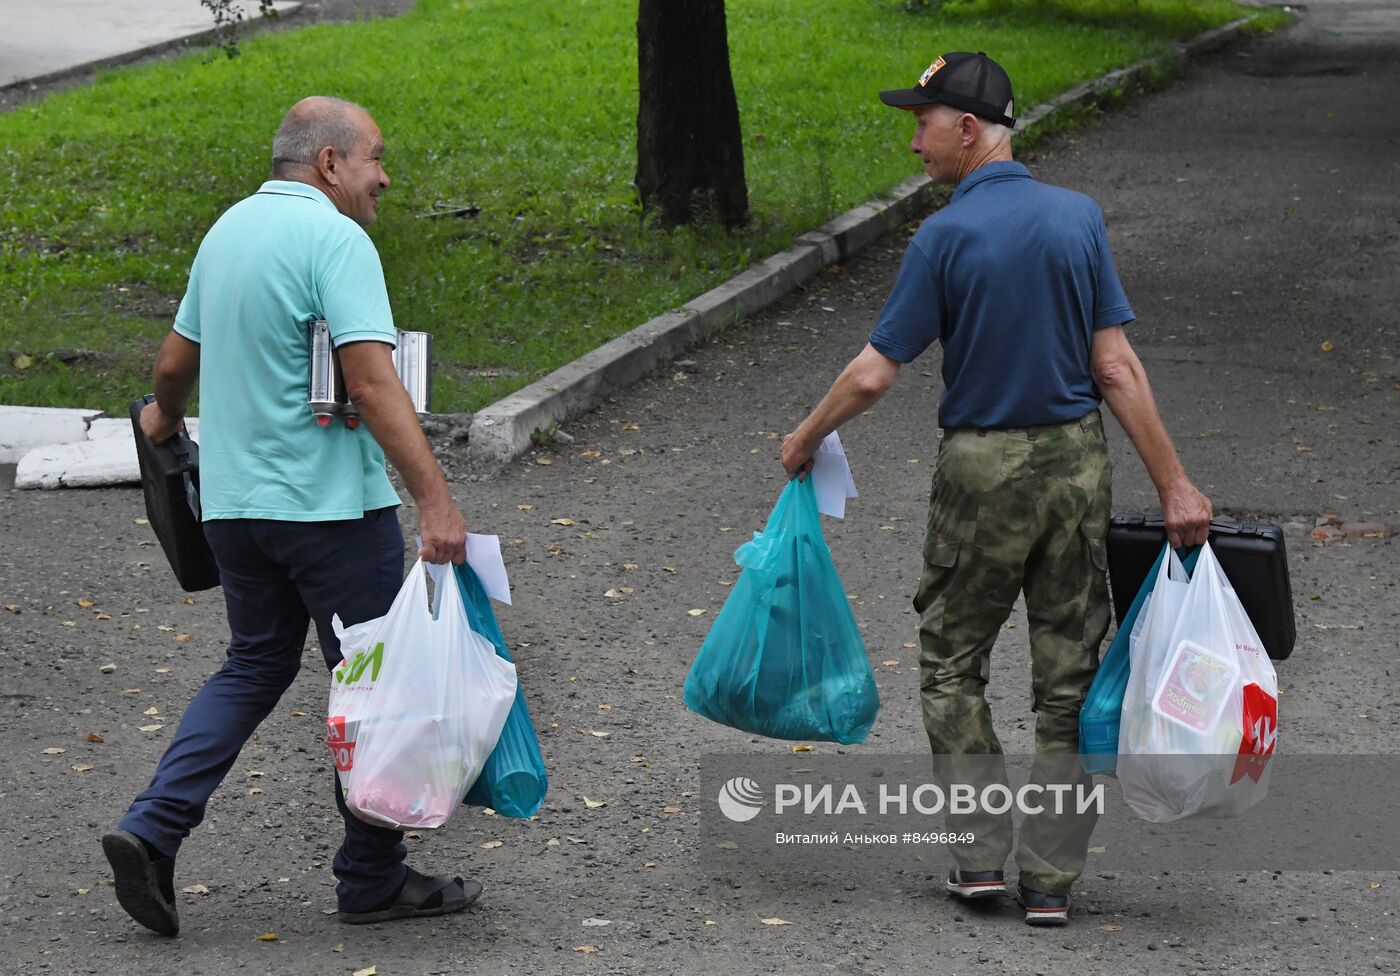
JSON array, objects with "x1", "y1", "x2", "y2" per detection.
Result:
[
  {"x1": 455, "y1": 563, "x2": 548, "y2": 819},
  {"x1": 1080, "y1": 543, "x2": 1199, "y2": 775},
  {"x1": 683, "y1": 477, "x2": 880, "y2": 744}
]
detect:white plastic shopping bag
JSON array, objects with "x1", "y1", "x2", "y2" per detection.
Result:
[
  {"x1": 1118, "y1": 542, "x2": 1279, "y2": 823},
  {"x1": 326, "y1": 558, "x2": 518, "y2": 830}
]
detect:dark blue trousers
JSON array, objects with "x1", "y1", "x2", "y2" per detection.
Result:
[{"x1": 119, "y1": 507, "x2": 409, "y2": 912}]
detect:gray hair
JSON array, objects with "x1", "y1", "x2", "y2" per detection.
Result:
[{"x1": 271, "y1": 96, "x2": 368, "y2": 177}]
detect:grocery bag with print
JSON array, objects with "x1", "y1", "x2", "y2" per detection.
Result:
[
  {"x1": 327, "y1": 559, "x2": 518, "y2": 830},
  {"x1": 1118, "y1": 541, "x2": 1279, "y2": 823}
]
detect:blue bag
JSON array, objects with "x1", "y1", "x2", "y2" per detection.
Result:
[
  {"x1": 455, "y1": 563, "x2": 548, "y2": 819},
  {"x1": 683, "y1": 477, "x2": 880, "y2": 744},
  {"x1": 1080, "y1": 543, "x2": 1199, "y2": 775}
]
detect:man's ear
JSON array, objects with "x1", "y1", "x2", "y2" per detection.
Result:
[
  {"x1": 316, "y1": 144, "x2": 339, "y2": 185},
  {"x1": 959, "y1": 113, "x2": 978, "y2": 146}
]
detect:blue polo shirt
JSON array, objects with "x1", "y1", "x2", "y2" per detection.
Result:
[
  {"x1": 173, "y1": 181, "x2": 402, "y2": 521},
  {"x1": 869, "y1": 161, "x2": 1134, "y2": 429}
]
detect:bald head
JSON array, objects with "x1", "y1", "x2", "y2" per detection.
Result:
[{"x1": 271, "y1": 96, "x2": 372, "y2": 178}]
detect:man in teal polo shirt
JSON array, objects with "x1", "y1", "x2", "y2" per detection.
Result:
[
  {"x1": 103, "y1": 97, "x2": 475, "y2": 936},
  {"x1": 781, "y1": 53, "x2": 1212, "y2": 925}
]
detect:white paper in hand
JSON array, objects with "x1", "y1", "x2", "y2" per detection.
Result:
[
  {"x1": 810, "y1": 431, "x2": 859, "y2": 519},
  {"x1": 466, "y1": 533, "x2": 512, "y2": 605}
]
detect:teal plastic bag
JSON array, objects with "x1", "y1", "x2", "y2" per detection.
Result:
[
  {"x1": 1080, "y1": 543, "x2": 1199, "y2": 775},
  {"x1": 455, "y1": 563, "x2": 548, "y2": 819},
  {"x1": 683, "y1": 477, "x2": 880, "y2": 744}
]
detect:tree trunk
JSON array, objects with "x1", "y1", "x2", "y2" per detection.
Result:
[{"x1": 635, "y1": 0, "x2": 749, "y2": 229}]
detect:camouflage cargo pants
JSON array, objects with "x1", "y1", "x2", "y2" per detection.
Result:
[{"x1": 914, "y1": 411, "x2": 1112, "y2": 895}]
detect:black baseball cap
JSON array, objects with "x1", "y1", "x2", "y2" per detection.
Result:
[{"x1": 879, "y1": 51, "x2": 1016, "y2": 128}]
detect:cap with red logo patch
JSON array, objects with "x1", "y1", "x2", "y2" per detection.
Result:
[{"x1": 879, "y1": 51, "x2": 1016, "y2": 128}]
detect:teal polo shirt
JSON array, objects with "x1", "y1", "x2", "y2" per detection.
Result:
[{"x1": 173, "y1": 180, "x2": 402, "y2": 521}]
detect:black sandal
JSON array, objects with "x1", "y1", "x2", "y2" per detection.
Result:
[
  {"x1": 338, "y1": 867, "x2": 481, "y2": 925},
  {"x1": 102, "y1": 829, "x2": 180, "y2": 937}
]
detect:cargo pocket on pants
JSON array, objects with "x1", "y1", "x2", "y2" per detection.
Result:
[{"x1": 912, "y1": 534, "x2": 961, "y2": 616}]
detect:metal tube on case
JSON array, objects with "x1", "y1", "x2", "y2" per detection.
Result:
[
  {"x1": 394, "y1": 330, "x2": 433, "y2": 415},
  {"x1": 307, "y1": 319, "x2": 338, "y2": 426}
]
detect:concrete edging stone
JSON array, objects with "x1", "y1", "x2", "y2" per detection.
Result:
[{"x1": 465, "y1": 18, "x2": 1256, "y2": 465}]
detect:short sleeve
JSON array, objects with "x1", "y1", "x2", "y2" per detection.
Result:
[
  {"x1": 172, "y1": 258, "x2": 202, "y2": 343},
  {"x1": 318, "y1": 230, "x2": 396, "y2": 346},
  {"x1": 1092, "y1": 211, "x2": 1134, "y2": 330},
  {"x1": 868, "y1": 238, "x2": 943, "y2": 363}
]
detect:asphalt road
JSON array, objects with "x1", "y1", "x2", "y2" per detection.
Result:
[{"x1": 1, "y1": 2, "x2": 1397, "y2": 974}]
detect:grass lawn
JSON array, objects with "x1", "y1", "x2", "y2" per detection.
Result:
[{"x1": 0, "y1": 0, "x2": 1284, "y2": 416}]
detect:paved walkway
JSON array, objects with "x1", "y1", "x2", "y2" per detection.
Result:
[{"x1": 0, "y1": 0, "x2": 297, "y2": 89}]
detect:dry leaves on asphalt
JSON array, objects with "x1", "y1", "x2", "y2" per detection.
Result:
[
  {"x1": 480, "y1": 840, "x2": 503, "y2": 849},
  {"x1": 687, "y1": 609, "x2": 706, "y2": 616},
  {"x1": 574, "y1": 945, "x2": 598, "y2": 954},
  {"x1": 353, "y1": 967, "x2": 378, "y2": 976},
  {"x1": 255, "y1": 932, "x2": 278, "y2": 942},
  {"x1": 760, "y1": 917, "x2": 791, "y2": 926},
  {"x1": 41, "y1": 747, "x2": 66, "y2": 755},
  {"x1": 582, "y1": 796, "x2": 606, "y2": 809},
  {"x1": 183, "y1": 884, "x2": 210, "y2": 895}
]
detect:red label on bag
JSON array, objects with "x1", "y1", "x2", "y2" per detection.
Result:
[
  {"x1": 1231, "y1": 683, "x2": 1278, "y2": 784},
  {"x1": 327, "y1": 715, "x2": 356, "y2": 773}
]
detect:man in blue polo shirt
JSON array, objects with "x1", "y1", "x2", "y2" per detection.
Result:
[
  {"x1": 103, "y1": 97, "x2": 476, "y2": 936},
  {"x1": 781, "y1": 53, "x2": 1212, "y2": 926}
]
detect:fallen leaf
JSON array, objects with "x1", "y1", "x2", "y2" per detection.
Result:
[
  {"x1": 581, "y1": 917, "x2": 612, "y2": 927},
  {"x1": 687, "y1": 609, "x2": 706, "y2": 616},
  {"x1": 662, "y1": 806, "x2": 683, "y2": 814},
  {"x1": 622, "y1": 563, "x2": 638, "y2": 570},
  {"x1": 247, "y1": 770, "x2": 265, "y2": 778},
  {"x1": 122, "y1": 688, "x2": 141, "y2": 695},
  {"x1": 551, "y1": 518, "x2": 575, "y2": 526},
  {"x1": 255, "y1": 932, "x2": 278, "y2": 942},
  {"x1": 623, "y1": 423, "x2": 640, "y2": 431},
  {"x1": 133, "y1": 517, "x2": 149, "y2": 525},
  {"x1": 517, "y1": 504, "x2": 535, "y2": 510},
  {"x1": 4, "y1": 605, "x2": 18, "y2": 613},
  {"x1": 71, "y1": 763, "x2": 93, "y2": 772},
  {"x1": 760, "y1": 917, "x2": 791, "y2": 926},
  {"x1": 405, "y1": 831, "x2": 423, "y2": 840},
  {"x1": 76, "y1": 888, "x2": 90, "y2": 895},
  {"x1": 157, "y1": 625, "x2": 175, "y2": 632},
  {"x1": 175, "y1": 634, "x2": 192, "y2": 642},
  {"x1": 882, "y1": 660, "x2": 900, "y2": 667},
  {"x1": 96, "y1": 613, "x2": 112, "y2": 621},
  {"x1": 41, "y1": 747, "x2": 66, "y2": 755},
  {"x1": 155, "y1": 667, "x2": 171, "y2": 674},
  {"x1": 573, "y1": 946, "x2": 598, "y2": 954},
  {"x1": 137, "y1": 725, "x2": 165, "y2": 733},
  {"x1": 582, "y1": 796, "x2": 606, "y2": 809},
  {"x1": 586, "y1": 729, "x2": 611, "y2": 738},
  {"x1": 535, "y1": 457, "x2": 553, "y2": 465},
  {"x1": 248, "y1": 788, "x2": 264, "y2": 796},
  {"x1": 545, "y1": 838, "x2": 560, "y2": 847},
  {"x1": 604, "y1": 589, "x2": 623, "y2": 599},
  {"x1": 62, "y1": 621, "x2": 76, "y2": 628},
  {"x1": 581, "y1": 450, "x2": 601, "y2": 458},
  {"x1": 480, "y1": 840, "x2": 503, "y2": 849},
  {"x1": 644, "y1": 861, "x2": 656, "y2": 868},
  {"x1": 1101, "y1": 924, "x2": 1123, "y2": 932},
  {"x1": 143, "y1": 707, "x2": 160, "y2": 716},
  {"x1": 1320, "y1": 341, "x2": 1335, "y2": 352},
  {"x1": 180, "y1": 597, "x2": 194, "y2": 605},
  {"x1": 663, "y1": 566, "x2": 676, "y2": 574},
  {"x1": 704, "y1": 919, "x2": 716, "y2": 926},
  {"x1": 791, "y1": 745, "x2": 812, "y2": 753},
  {"x1": 13, "y1": 353, "x2": 33, "y2": 369},
  {"x1": 183, "y1": 884, "x2": 210, "y2": 895},
  {"x1": 99, "y1": 663, "x2": 117, "y2": 673},
  {"x1": 1371, "y1": 882, "x2": 1383, "y2": 890},
  {"x1": 901, "y1": 642, "x2": 916, "y2": 649},
  {"x1": 353, "y1": 967, "x2": 377, "y2": 976},
  {"x1": 86, "y1": 733, "x2": 104, "y2": 743},
  {"x1": 290, "y1": 710, "x2": 307, "y2": 717},
  {"x1": 77, "y1": 598, "x2": 95, "y2": 608}
]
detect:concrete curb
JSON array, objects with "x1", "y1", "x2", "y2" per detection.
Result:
[
  {"x1": 465, "y1": 17, "x2": 1258, "y2": 466},
  {"x1": 0, "y1": 2, "x2": 303, "y2": 96}
]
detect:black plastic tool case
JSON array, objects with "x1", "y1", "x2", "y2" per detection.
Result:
[
  {"x1": 129, "y1": 395, "x2": 221, "y2": 591},
  {"x1": 1107, "y1": 513, "x2": 1296, "y2": 661}
]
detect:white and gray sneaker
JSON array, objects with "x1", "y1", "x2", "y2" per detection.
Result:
[
  {"x1": 945, "y1": 867, "x2": 1007, "y2": 900},
  {"x1": 1017, "y1": 883, "x2": 1070, "y2": 926}
]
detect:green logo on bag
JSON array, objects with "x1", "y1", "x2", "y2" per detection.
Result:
[{"x1": 335, "y1": 642, "x2": 384, "y2": 684}]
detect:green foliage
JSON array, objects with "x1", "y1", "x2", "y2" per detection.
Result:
[{"x1": 0, "y1": 0, "x2": 1270, "y2": 415}]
